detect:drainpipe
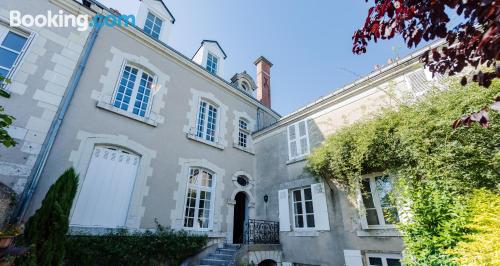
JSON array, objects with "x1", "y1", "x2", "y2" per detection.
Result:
[{"x1": 14, "y1": 19, "x2": 102, "y2": 221}]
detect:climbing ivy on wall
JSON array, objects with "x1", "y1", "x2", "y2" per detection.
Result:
[{"x1": 307, "y1": 78, "x2": 500, "y2": 265}]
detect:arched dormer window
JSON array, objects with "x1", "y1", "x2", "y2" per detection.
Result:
[
  {"x1": 113, "y1": 63, "x2": 156, "y2": 118},
  {"x1": 241, "y1": 81, "x2": 250, "y2": 92}
]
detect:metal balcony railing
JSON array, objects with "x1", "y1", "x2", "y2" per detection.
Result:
[{"x1": 245, "y1": 219, "x2": 280, "y2": 244}]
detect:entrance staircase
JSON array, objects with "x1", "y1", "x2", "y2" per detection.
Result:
[{"x1": 198, "y1": 243, "x2": 241, "y2": 266}]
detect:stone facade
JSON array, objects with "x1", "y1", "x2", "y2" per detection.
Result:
[{"x1": 1, "y1": 0, "x2": 445, "y2": 265}]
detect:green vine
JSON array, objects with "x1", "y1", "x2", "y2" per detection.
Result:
[{"x1": 307, "y1": 78, "x2": 500, "y2": 265}]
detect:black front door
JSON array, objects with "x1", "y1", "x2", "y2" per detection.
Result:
[{"x1": 232, "y1": 192, "x2": 246, "y2": 243}]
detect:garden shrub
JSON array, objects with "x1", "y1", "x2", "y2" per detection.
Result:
[
  {"x1": 64, "y1": 224, "x2": 208, "y2": 266},
  {"x1": 307, "y1": 79, "x2": 500, "y2": 265},
  {"x1": 22, "y1": 168, "x2": 79, "y2": 265},
  {"x1": 449, "y1": 189, "x2": 500, "y2": 266}
]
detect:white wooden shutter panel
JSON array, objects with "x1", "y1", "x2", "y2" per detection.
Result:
[
  {"x1": 287, "y1": 124, "x2": 298, "y2": 159},
  {"x1": 356, "y1": 188, "x2": 369, "y2": 230},
  {"x1": 71, "y1": 147, "x2": 139, "y2": 228},
  {"x1": 278, "y1": 189, "x2": 291, "y2": 232},
  {"x1": 344, "y1": 250, "x2": 363, "y2": 266},
  {"x1": 298, "y1": 120, "x2": 309, "y2": 155},
  {"x1": 311, "y1": 183, "x2": 330, "y2": 231}
]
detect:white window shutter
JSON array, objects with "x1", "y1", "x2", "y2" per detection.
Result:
[
  {"x1": 311, "y1": 183, "x2": 330, "y2": 231},
  {"x1": 282, "y1": 262, "x2": 292, "y2": 266},
  {"x1": 344, "y1": 250, "x2": 363, "y2": 266},
  {"x1": 278, "y1": 189, "x2": 291, "y2": 232},
  {"x1": 356, "y1": 188, "x2": 369, "y2": 230}
]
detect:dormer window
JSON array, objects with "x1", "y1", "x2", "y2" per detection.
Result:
[
  {"x1": 241, "y1": 81, "x2": 249, "y2": 92},
  {"x1": 144, "y1": 12, "x2": 163, "y2": 39},
  {"x1": 206, "y1": 53, "x2": 218, "y2": 75}
]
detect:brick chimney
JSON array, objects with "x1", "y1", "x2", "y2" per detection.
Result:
[{"x1": 254, "y1": 56, "x2": 273, "y2": 108}]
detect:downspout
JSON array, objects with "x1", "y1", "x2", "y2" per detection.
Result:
[{"x1": 14, "y1": 19, "x2": 102, "y2": 221}]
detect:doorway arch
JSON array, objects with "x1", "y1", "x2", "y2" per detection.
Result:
[{"x1": 232, "y1": 191, "x2": 248, "y2": 243}]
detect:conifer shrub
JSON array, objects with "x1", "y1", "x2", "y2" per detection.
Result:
[{"x1": 22, "y1": 168, "x2": 79, "y2": 265}]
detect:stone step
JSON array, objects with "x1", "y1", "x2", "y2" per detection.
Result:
[
  {"x1": 200, "y1": 258, "x2": 229, "y2": 266},
  {"x1": 223, "y1": 243, "x2": 241, "y2": 250},
  {"x1": 217, "y1": 248, "x2": 237, "y2": 255},
  {"x1": 209, "y1": 253, "x2": 234, "y2": 260}
]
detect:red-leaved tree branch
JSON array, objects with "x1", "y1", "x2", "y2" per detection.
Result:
[{"x1": 353, "y1": 0, "x2": 499, "y2": 128}]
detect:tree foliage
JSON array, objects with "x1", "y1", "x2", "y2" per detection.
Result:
[
  {"x1": 353, "y1": 0, "x2": 499, "y2": 88},
  {"x1": 64, "y1": 225, "x2": 208, "y2": 266},
  {"x1": 307, "y1": 79, "x2": 500, "y2": 265},
  {"x1": 22, "y1": 168, "x2": 79, "y2": 266},
  {"x1": 0, "y1": 75, "x2": 16, "y2": 148},
  {"x1": 448, "y1": 189, "x2": 500, "y2": 266}
]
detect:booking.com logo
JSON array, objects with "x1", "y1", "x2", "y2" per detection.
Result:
[{"x1": 9, "y1": 10, "x2": 136, "y2": 32}]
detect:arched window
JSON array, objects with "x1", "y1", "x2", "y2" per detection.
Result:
[
  {"x1": 183, "y1": 167, "x2": 215, "y2": 229},
  {"x1": 113, "y1": 63, "x2": 155, "y2": 117},
  {"x1": 241, "y1": 81, "x2": 250, "y2": 92}
]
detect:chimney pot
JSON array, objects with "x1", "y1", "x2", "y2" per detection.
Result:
[{"x1": 254, "y1": 56, "x2": 272, "y2": 108}]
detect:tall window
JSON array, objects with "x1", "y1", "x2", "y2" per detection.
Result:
[
  {"x1": 287, "y1": 120, "x2": 310, "y2": 160},
  {"x1": 144, "y1": 12, "x2": 163, "y2": 39},
  {"x1": 361, "y1": 175, "x2": 399, "y2": 227},
  {"x1": 196, "y1": 100, "x2": 218, "y2": 142},
  {"x1": 292, "y1": 187, "x2": 315, "y2": 229},
  {"x1": 183, "y1": 168, "x2": 214, "y2": 229},
  {"x1": 366, "y1": 253, "x2": 402, "y2": 266},
  {"x1": 206, "y1": 53, "x2": 218, "y2": 75},
  {"x1": 238, "y1": 118, "x2": 250, "y2": 148},
  {"x1": 113, "y1": 64, "x2": 154, "y2": 117},
  {"x1": 0, "y1": 25, "x2": 28, "y2": 78}
]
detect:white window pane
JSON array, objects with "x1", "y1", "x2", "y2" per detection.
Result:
[
  {"x1": 113, "y1": 66, "x2": 138, "y2": 111},
  {"x1": 2, "y1": 32, "x2": 27, "y2": 52},
  {"x1": 300, "y1": 138, "x2": 308, "y2": 155},
  {"x1": 298, "y1": 121, "x2": 307, "y2": 137},
  {"x1": 0, "y1": 48, "x2": 18, "y2": 69},
  {"x1": 288, "y1": 125, "x2": 296, "y2": 140},
  {"x1": 290, "y1": 140, "x2": 298, "y2": 158}
]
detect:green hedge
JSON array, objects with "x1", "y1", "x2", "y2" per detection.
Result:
[
  {"x1": 64, "y1": 225, "x2": 208, "y2": 266},
  {"x1": 307, "y1": 78, "x2": 500, "y2": 265}
]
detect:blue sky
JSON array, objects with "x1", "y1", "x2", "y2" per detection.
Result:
[{"x1": 118, "y1": 0, "x2": 430, "y2": 115}]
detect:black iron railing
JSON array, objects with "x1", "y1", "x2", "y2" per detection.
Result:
[{"x1": 245, "y1": 219, "x2": 280, "y2": 244}]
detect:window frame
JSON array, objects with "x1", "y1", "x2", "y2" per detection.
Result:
[
  {"x1": 359, "y1": 173, "x2": 399, "y2": 229},
  {"x1": 237, "y1": 118, "x2": 250, "y2": 148},
  {"x1": 365, "y1": 253, "x2": 402, "y2": 266},
  {"x1": 195, "y1": 98, "x2": 219, "y2": 143},
  {"x1": 206, "y1": 52, "x2": 219, "y2": 75},
  {"x1": 291, "y1": 186, "x2": 316, "y2": 230},
  {"x1": 143, "y1": 11, "x2": 164, "y2": 39},
  {"x1": 182, "y1": 167, "x2": 216, "y2": 231},
  {"x1": 287, "y1": 119, "x2": 310, "y2": 160},
  {"x1": 0, "y1": 23, "x2": 30, "y2": 82},
  {"x1": 111, "y1": 62, "x2": 156, "y2": 118}
]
